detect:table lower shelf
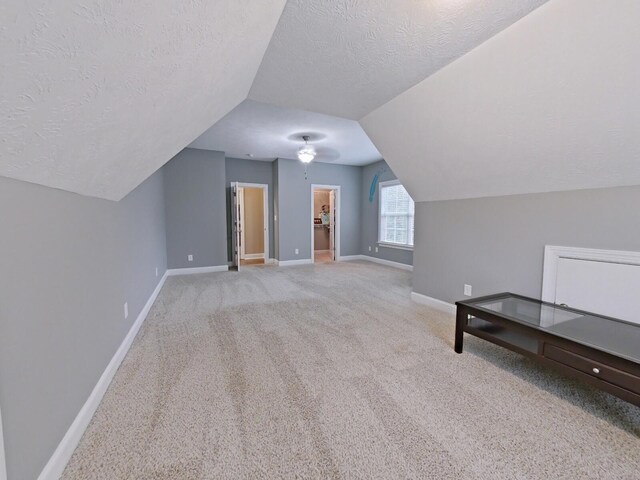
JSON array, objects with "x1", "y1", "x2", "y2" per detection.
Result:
[
  {"x1": 457, "y1": 307, "x2": 640, "y2": 407},
  {"x1": 467, "y1": 317, "x2": 539, "y2": 355}
]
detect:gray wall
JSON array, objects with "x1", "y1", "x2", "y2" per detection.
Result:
[
  {"x1": 413, "y1": 185, "x2": 640, "y2": 304},
  {"x1": 164, "y1": 149, "x2": 227, "y2": 269},
  {"x1": 275, "y1": 159, "x2": 361, "y2": 261},
  {"x1": 0, "y1": 171, "x2": 166, "y2": 480},
  {"x1": 361, "y1": 160, "x2": 413, "y2": 266},
  {"x1": 225, "y1": 158, "x2": 275, "y2": 260}
]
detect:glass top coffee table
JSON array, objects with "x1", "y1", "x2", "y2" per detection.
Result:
[{"x1": 455, "y1": 293, "x2": 640, "y2": 406}]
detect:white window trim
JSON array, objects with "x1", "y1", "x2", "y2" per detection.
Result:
[
  {"x1": 378, "y1": 179, "x2": 415, "y2": 249},
  {"x1": 378, "y1": 241, "x2": 414, "y2": 251}
]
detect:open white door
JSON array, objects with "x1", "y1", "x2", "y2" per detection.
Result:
[
  {"x1": 230, "y1": 182, "x2": 241, "y2": 270},
  {"x1": 0, "y1": 406, "x2": 6, "y2": 480},
  {"x1": 329, "y1": 190, "x2": 335, "y2": 260}
]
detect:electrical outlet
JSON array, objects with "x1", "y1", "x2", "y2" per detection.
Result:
[
  {"x1": 155, "y1": 267, "x2": 158, "y2": 277},
  {"x1": 464, "y1": 284, "x2": 472, "y2": 296},
  {"x1": 368, "y1": 246, "x2": 372, "y2": 251},
  {"x1": 295, "y1": 248, "x2": 299, "y2": 255},
  {"x1": 375, "y1": 246, "x2": 379, "y2": 253},
  {"x1": 188, "y1": 254, "x2": 193, "y2": 262},
  {"x1": 124, "y1": 302, "x2": 129, "y2": 319}
]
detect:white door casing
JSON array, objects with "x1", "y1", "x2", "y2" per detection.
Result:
[
  {"x1": 329, "y1": 190, "x2": 335, "y2": 260},
  {"x1": 232, "y1": 182, "x2": 269, "y2": 264},
  {"x1": 238, "y1": 187, "x2": 246, "y2": 259},
  {"x1": 310, "y1": 185, "x2": 340, "y2": 262},
  {"x1": 230, "y1": 182, "x2": 240, "y2": 269},
  {"x1": 542, "y1": 245, "x2": 640, "y2": 324}
]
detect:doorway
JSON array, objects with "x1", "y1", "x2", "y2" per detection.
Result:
[
  {"x1": 311, "y1": 185, "x2": 340, "y2": 263},
  {"x1": 231, "y1": 182, "x2": 269, "y2": 270}
]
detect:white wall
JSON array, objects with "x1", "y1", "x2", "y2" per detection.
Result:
[{"x1": 361, "y1": 0, "x2": 640, "y2": 202}]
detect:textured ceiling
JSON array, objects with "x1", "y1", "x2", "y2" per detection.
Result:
[
  {"x1": 189, "y1": 99, "x2": 381, "y2": 166},
  {"x1": 361, "y1": 0, "x2": 640, "y2": 202},
  {"x1": 0, "y1": 0, "x2": 286, "y2": 200},
  {"x1": 250, "y1": 0, "x2": 548, "y2": 119}
]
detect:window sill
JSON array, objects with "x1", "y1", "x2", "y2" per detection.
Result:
[{"x1": 378, "y1": 242, "x2": 414, "y2": 251}]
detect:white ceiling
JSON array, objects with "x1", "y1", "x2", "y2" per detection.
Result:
[
  {"x1": 189, "y1": 99, "x2": 382, "y2": 166},
  {"x1": 361, "y1": 0, "x2": 640, "y2": 202},
  {"x1": 0, "y1": 0, "x2": 286, "y2": 200},
  {"x1": 5, "y1": 0, "x2": 636, "y2": 203},
  {"x1": 249, "y1": 0, "x2": 548, "y2": 119}
]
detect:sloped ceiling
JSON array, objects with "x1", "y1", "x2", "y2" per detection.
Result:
[
  {"x1": 361, "y1": 0, "x2": 640, "y2": 202},
  {"x1": 0, "y1": 0, "x2": 287, "y2": 200},
  {"x1": 249, "y1": 0, "x2": 548, "y2": 119},
  {"x1": 189, "y1": 99, "x2": 382, "y2": 165}
]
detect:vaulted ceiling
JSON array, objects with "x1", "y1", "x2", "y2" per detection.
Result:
[
  {"x1": 0, "y1": 0, "x2": 287, "y2": 200},
  {"x1": 249, "y1": 0, "x2": 547, "y2": 119},
  {"x1": 4, "y1": 0, "x2": 637, "y2": 203},
  {"x1": 360, "y1": 0, "x2": 640, "y2": 201}
]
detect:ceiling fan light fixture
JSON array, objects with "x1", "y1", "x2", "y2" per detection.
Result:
[
  {"x1": 297, "y1": 135, "x2": 316, "y2": 163},
  {"x1": 297, "y1": 147, "x2": 315, "y2": 163}
]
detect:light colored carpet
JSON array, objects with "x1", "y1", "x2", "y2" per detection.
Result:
[{"x1": 62, "y1": 261, "x2": 640, "y2": 479}]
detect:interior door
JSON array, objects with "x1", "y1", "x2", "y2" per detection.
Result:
[
  {"x1": 329, "y1": 190, "x2": 335, "y2": 260},
  {"x1": 231, "y1": 182, "x2": 241, "y2": 270},
  {"x1": 555, "y1": 257, "x2": 640, "y2": 324},
  {"x1": 238, "y1": 187, "x2": 245, "y2": 260}
]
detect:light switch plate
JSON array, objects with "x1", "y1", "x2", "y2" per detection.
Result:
[{"x1": 464, "y1": 284, "x2": 472, "y2": 296}]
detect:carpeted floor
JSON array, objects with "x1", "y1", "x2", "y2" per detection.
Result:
[{"x1": 62, "y1": 261, "x2": 640, "y2": 479}]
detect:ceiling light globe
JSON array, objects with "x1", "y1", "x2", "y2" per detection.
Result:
[{"x1": 297, "y1": 148, "x2": 315, "y2": 163}]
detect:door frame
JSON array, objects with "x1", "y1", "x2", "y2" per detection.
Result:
[
  {"x1": 1, "y1": 405, "x2": 6, "y2": 480},
  {"x1": 231, "y1": 182, "x2": 269, "y2": 264},
  {"x1": 311, "y1": 184, "x2": 340, "y2": 262}
]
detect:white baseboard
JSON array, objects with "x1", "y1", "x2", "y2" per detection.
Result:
[
  {"x1": 241, "y1": 253, "x2": 265, "y2": 260},
  {"x1": 411, "y1": 291, "x2": 456, "y2": 315},
  {"x1": 0, "y1": 406, "x2": 6, "y2": 480},
  {"x1": 166, "y1": 265, "x2": 228, "y2": 276},
  {"x1": 277, "y1": 259, "x2": 313, "y2": 267},
  {"x1": 337, "y1": 254, "x2": 365, "y2": 262},
  {"x1": 38, "y1": 271, "x2": 169, "y2": 480},
  {"x1": 359, "y1": 255, "x2": 413, "y2": 271},
  {"x1": 314, "y1": 249, "x2": 330, "y2": 253}
]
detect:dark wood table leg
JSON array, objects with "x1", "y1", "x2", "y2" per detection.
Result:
[{"x1": 455, "y1": 306, "x2": 465, "y2": 353}]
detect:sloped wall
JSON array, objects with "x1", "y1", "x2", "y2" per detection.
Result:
[{"x1": 361, "y1": 0, "x2": 640, "y2": 202}]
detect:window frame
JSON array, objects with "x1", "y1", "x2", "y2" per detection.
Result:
[{"x1": 377, "y1": 179, "x2": 415, "y2": 250}]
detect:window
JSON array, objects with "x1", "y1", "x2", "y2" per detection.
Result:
[{"x1": 378, "y1": 180, "x2": 414, "y2": 248}]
